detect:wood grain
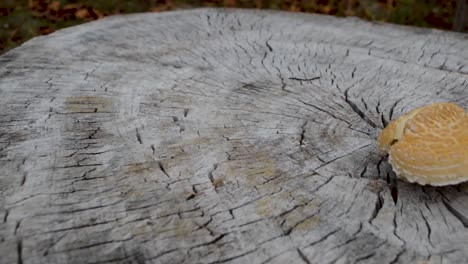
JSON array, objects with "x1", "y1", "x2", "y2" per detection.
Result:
[{"x1": 0, "y1": 8, "x2": 467, "y2": 264}]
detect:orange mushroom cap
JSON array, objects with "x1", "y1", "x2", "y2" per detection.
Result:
[{"x1": 377, "y1": 102, "x2": 468, "y2": 186}]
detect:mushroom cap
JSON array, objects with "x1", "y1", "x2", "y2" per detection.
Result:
[{"x1": 377, "y1": 102, "x2": 468, "y2": 186}]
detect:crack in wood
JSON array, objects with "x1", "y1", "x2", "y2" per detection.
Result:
[
  {"x1": 3, "y1": 210, "x2": 8, "y2": 223},
  {"x1": 135, "y1": 128, "x2": 142, "y2": 144},
  {"x1": 307, "y1": 228, "x2": 341, "y2": 247},
  {"x1": 17, "y1": 240, "x2": 23, "y2": 264},
  {"x1": 370, "y1": 191, "x2": 384, "y2": 222},
  {"x1": 297, "y1": 248, "x2": 311, "y2": 264},
  {"x1": 158, "y1": 161, "x2": 170, "y2": 179},
  {"x1": 442, "y1": 199, "x2": 468, "y2": 228},
  {"x1": 289, "y1": 76, "x2": 320, "y2": 82},
  {"x1": 344, "y1": 87, "x2": 378, "y2": 128},
  {"x1": 299, "y1": 121, "x2": 307, "y2": 146},
  {"x1": 391, "y1": 183, "x2": 399, "y2": 205},
  {"x1": 20, "y1": 172, "x2": 27, "y2": 186},
  {"x1": 389, "y1": 248, "x2": 406, "y2": 264}
]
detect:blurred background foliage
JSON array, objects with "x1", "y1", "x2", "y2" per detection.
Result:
[{"x1": 0, "y1": 0, "x2": 465, "y2": 54}]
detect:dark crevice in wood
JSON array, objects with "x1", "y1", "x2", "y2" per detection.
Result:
[
  {"x1": 206, "y1": 14, "x2": 212, "y2": 27},
  {"x1": 185, "y1": 193, "x2": 196, "y2": 201},
  {"x1": 289, "y1": 76, "x2": 320, "y2": 82},
  {"x1": 392, "y1": 211, "x2": 405, "y2": 245},
  {"x1": 150, "y1": 144, "x2": 155, "y2": 155},
  {"x1": 299, "y1": 101, "x2": 353, "y2": 128},
  {"x1": 17, "y1": 240, "x2": 23, "y2": 264},
  {"x1": 276, "y1": 73, "x2": 287, "y2": 91},
  {"x1": 389, "y1": 98, "x2": 403, "y2": 121},
  {"x1": 420, "y1": 209, "x2": 434, "y2": 248},
  {"x1": 355, "y1": 252, "x2": 376, "y2": 263},
  {"x1": 308, "y1": 228, "x2": 341, "y2": 247},
  {"x1": 391, "y1": 183, "x2": 398, "y2": 205},
  {"x1": 297, "y1": 248, "x2": 311, "y2": 264},
  {"x1": 376, "y1": 156, "x2": 385, "y2": 179},
  {"x1": 158, "y1": 161, "x2": 170, "y2": 179},
  {"x1": 87, "y1": 127, "x2": 100, "y2": 139},
  {"x1": 361, "y1": 98, "x2": 368, "y2": 110},
  {"x1": 189, "y1": 234, "x2": 226, "y2": 250},
  {"x1": 208, "y1": 165, "x2": 216, "y2": 183},
  {"x1": 344, "y1": 87, "x2": 378, "y2": 128},
  {"x1": 370, "y1": 192, "x2": 384, "y2": 222},
  {"x1": 299, "y1": 121, "x2": 307, "y2": 146},
  {"x1": 442, "y1": 199, "x2": 468, "y2": 228},
  {"x1": 135, "y1": 128, "x2": 142, "y2": 144},
  {"x1": 3, "y1": 209, "x2": 8, "y2": 223},
  {"x1": 359, "y1": 164, "x2": 368, "y2": 178},
  {"x1": 381, "y1": 114, "x2": 388, "y2": 127},
  {"x1": 43, "y1": 233, "x2": 68, "y2": 256},
  {"x1": 14, "y1": 221, "x2": 21, "y2": 235},
  {"x1": 265, "y1": 40, "x2": 273, "y2": 52},
  {"x1": 389, "y1": 249, "x2": 406, "y2": 264},
  {"x1": 81, "y1": 168, "x2": 96, "y2": 180},
  {"x1": 20, "y1": 172, "x2": 27, "y2": 186},
  {"x1": 228, "y1": 209, "x2": 235, "y2": 220},
  {"x1": 261, "y1": 51, "x2": 269, "y2": 73}
]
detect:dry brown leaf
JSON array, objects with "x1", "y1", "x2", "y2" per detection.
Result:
[
  {"x1": 75, "y1": 8, "x2": 89, "y2": 19},
  {"x1": 49, "y1": 1, "x2": 60, "y2": 11}
]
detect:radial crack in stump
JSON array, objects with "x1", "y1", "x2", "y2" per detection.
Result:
[{"x1": 378, "y1": 102, "x2": 468, "y2": 186}]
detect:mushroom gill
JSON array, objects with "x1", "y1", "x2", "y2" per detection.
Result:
[{"x1": 377, "y1": 102, "x2": 468, "y2": 186}]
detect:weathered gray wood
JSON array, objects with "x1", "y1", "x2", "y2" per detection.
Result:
[{"x1": 0, "y1": 8, "x2": 467, "y2": 264}]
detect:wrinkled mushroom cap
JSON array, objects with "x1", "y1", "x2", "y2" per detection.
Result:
[{"x1": 378, "y1": 102, "x2": 468, "y2": 186}]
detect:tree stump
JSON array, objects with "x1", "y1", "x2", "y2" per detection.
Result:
[{"x1": 1, "y1": 8, "x2": 467, "y2": 264}]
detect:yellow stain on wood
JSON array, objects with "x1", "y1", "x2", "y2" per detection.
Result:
[
  {"x1": 281, "y1": 199, "x2": 320, "y2": 232},
  {"x1": 221, "y1": 150, "x2": 278, "y2": 187},
  {"x1": 246, "y1": 163, "x2": 276, "y2": 186},
  {"x1": 132, "y1": 222, "x2": 152, "y2": 236},
  {"x1": 366, "y1": 180, "x2": 386, "y2": 194},
  {"x1": 295, "y1": 215, "x2": 320, "y2": 231},
  {"x1": 212, "y1": 177, "x2": 224, "y2": 188},
  {"x1": 416, "y1": 261, "x2": 434, "y2": 264},
  {"x1": 173, "y1": 220, "x2": 196, "y2": 237},
  {"x1": 255, "y1": 196, "x2": 274, "y2": 217},
  {"x1": 124, "y1": 161, "x2": 158, "y2": 175},
  {"x1": 255, "y1": 192, "x2": 290, "y2": 217},
  {"x1": 122, "y1": 155, "x2": 169, "y2": 182},
  {"x1": 124, "y1": 190, "x2": 145, "y2": 198},
  {"x1": 254, "y1": 191, "x2": 316, "y2": 218},
  {"x1": 64, "y1": 96, "x2": 113, "y2": 113}
]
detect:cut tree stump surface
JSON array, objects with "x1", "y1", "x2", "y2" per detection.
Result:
[{"x1": 0, "y1": 8, "x2": 467, "y2": 264}]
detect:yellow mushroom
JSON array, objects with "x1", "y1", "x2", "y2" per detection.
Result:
[{"x1": 377, "y1": 102, "x2": 468, "y2": 186}]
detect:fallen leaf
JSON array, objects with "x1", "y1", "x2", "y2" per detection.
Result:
[
  {"x1": 49, "y1": 1, "x2": 60, "y2": 11},
  {"x1": 75, "y1": 8, "x2": 89, "y2": 19}
]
